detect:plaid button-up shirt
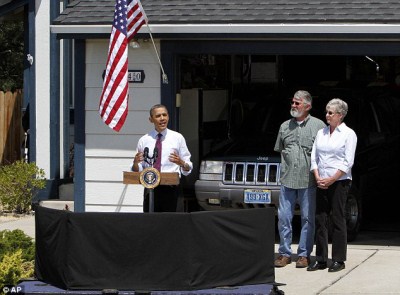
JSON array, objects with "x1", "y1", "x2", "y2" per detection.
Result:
[{"x1": 274, "y1": 115, "x2": 326, "y2": 189}]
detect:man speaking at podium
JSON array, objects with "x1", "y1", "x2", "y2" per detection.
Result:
[{"x1": 131, "y1": 104, "x2": 193, "y2": 212}]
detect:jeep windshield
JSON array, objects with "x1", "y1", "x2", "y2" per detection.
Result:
[{"x1": 204, "y1": 84, "x2": 288, "y2": 161}]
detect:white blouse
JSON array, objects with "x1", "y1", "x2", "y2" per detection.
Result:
[{"x1": 310, "y1": 122, "x2": 357, "y2": 180}]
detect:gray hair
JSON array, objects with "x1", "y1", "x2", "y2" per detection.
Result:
[
  {"x1": 326, "y1": 98, "x2": 348, "y2": 120},
  {"x1": 293, "y1": 90, "x2": 312, "y2": 106}
]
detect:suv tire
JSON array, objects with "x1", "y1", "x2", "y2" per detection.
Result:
[{"x1": 328, "y1": 186, "x2": 362, "y2": 242}]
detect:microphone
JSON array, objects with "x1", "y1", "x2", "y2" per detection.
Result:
[
  {"x1": 143, "y1": 147, "x2": 149, "y2": 159},
  {"x1": 153, "y1": 147, "x2": 158, "y2": 160}
]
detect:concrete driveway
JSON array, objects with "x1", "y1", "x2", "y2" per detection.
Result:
[{"x1": 275, "y1": 230, "x2": 400, "y2": 295}]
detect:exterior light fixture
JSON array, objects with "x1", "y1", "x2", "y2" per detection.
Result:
[{"x1": 129, "y1": 40, "x2": 140, "y2": 49}]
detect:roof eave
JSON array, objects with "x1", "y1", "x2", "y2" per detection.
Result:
[{"x1": 50, "y1": 23, "x2": 400, "y2": 36}]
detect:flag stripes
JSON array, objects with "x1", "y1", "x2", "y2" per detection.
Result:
[{"x1": 99, "y1": 0, "x2": 146, "y2": 132}]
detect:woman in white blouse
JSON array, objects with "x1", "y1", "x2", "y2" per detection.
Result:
[{"x1": 307, "y1": 98, "x2": 357, "y2": 273}]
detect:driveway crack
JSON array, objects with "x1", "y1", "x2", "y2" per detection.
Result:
[{"x1": 315, "y1": 249, "x2": 378, "y2": 294}]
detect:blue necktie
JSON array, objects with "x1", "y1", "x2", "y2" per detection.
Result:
[{"x1": 153, "y1": 133, "x2": 162, "y2": 171}]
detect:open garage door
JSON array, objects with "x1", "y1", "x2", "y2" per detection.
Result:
[{"x1": 175, "y1": 50, "x2": 400, "y2": 239}]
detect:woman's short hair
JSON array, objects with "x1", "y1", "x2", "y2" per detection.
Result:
[{"x1": 327, "y1": 98, "x2": 348, "y2": 119}]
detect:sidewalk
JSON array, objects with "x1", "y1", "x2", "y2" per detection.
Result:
[
  {"x1": 0, "y1": 214, "x2": 35, "y2": 238},
  {"x1": 1, "y1": 214, "x2": 400, "y2": 295},
  {"x1": 275, "y1": 242, "x2": 400, "y2": 294}
]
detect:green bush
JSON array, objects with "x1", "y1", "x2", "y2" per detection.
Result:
[
  {"x1": 0, "y1": 160, "x2": 46, "y2": 213},
  {"x1": 0, "y1": 230, "x2": 35, "y2": 287},
  {"x1": 0, "y1": 229, "x2": 35, "y2": 262},
  {"x1": 0, "y1": 250, "x2": 34, "y2": 287}
]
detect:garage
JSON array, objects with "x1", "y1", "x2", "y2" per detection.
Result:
[{"x1": 167, "y1": 41, "x2": 400, "y2": 240}]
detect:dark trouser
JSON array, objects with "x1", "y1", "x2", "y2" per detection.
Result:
[
  {"x1": 143, "y1": 185, "x2": 183, "y2": 212},
  {"x1": 315, "y1": 179, "x2": 351, "y2": 263}
]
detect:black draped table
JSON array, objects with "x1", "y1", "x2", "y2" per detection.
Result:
[{"x1": 35, "y1": 206, "x2": 275, "y2": 291}]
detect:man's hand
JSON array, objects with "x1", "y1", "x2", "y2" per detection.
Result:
[
  {"x1": 132, "y1": 152, "x2": 144, "y2": 171},
  {"x1": 168, "y1": 151, "x2": 189, "y2": 171}
]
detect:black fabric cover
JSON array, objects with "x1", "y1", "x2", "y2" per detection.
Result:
[{"x1": 35, "y1": 206, "x2": 275, "y2": 291}]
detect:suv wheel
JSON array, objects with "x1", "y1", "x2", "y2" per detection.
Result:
[
  {"x1": 345, "y1": 187, "x2": 362, "y2": 241},
  {"x1": 328, "y1": 186, "x2": 362, "y2": 242}
]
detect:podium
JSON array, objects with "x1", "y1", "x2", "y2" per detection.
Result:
[{"x1": 123, "y1": 170, "x2": 179, "y2": 212}]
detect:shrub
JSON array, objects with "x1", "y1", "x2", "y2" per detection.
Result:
[
  {"x1": 0, "y1": 229, "x2": 35, "y2": 262},
  {"x1": 0, "y1": 160, "x2": 46, "y2": 213},
  {"x1": 0, "y1": 230, "x2": 35, "y2": 287},
  {"x1": 0, "y1": 250, "x2": 34, "y2": 287}
]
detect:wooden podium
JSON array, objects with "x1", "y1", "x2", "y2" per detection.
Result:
[
  {"x1": 123, "y1": 171, "x2": 179, "y2": 186},
  {"x1": 123, "y1": 170, "x2": 180, "y2": 212}
]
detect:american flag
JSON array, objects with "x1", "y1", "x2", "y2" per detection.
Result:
[{"x1": 99, "y1": 0, "x2": 147, "y2": 131}]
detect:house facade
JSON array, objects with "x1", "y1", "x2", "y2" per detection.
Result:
[{"x1": 3, "y1": 0, "x2": 400, "y2": 217}]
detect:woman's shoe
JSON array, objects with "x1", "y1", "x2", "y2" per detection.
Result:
[
  {"x1": 328, "y1": 261, "x2": 345, "y2": 272},
  {"x1": 307, "y1": 261, "x2": 327, "y2": 271}
]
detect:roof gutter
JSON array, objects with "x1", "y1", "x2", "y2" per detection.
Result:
[{"x1": 50, "y1": 23, "x2": 400, "y2": 35}]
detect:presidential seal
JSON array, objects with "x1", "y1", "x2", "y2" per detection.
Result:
[{"x1": 139, "y1": 167, "x2": 161, "y2": 189}]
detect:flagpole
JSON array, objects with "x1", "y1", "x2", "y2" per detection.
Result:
[
  {"x1": 137, "y1": 0, "x2": 168, "y2": 84},
  {"x1": 146, "y1": 26, "x2": 168, "y2": 84}
]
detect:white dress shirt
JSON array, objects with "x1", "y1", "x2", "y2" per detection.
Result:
[
  {"x1": 310, "y1": 122, "x2": 357, "y2": 180},
  {"x1": 134, "y1": 128, "x2": 192, "y2": 177}
]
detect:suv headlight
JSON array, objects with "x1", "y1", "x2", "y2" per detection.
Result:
[{"x1": 199, "y1": 160, "x2": 223, "y2": 174}]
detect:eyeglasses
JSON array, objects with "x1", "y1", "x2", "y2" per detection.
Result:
[
  {"x1": 326, "y1": 111, "x2": 338, "y2": 115},
  {"x1": 290, "y1": 101, "x2": 302, "y2": 106}
]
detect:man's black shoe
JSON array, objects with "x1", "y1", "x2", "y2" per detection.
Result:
[
  {"x1": 328, "y1": 261, "x2": 345, "y2": 272},
  {"x1": 306, "y1": 261, "x2": 327, "y2": 271}
]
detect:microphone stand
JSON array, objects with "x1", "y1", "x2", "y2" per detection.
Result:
[{"x1": 143, "y1": 148, "x2": 158, "y2": 212}]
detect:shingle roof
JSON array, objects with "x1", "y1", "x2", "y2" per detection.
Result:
[{"x1": 54, "y1": 0, "x2": 400, "y2": 26}]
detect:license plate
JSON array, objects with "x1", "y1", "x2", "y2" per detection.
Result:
[{"x1": 244, "y1": 189, "x2": 271, "y2": 204}]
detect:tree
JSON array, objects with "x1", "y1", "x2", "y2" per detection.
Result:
[{"x1": 0, "y1": 20, "x2": 24, "y2": 91}]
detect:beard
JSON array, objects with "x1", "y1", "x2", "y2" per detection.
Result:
[{"x1": 290, "y1": 108, "x2": 304, "y2": 118}]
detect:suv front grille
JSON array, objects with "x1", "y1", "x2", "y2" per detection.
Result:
[{"x1": 223, "y1": 162, "x2": 280, "y2": 186}]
